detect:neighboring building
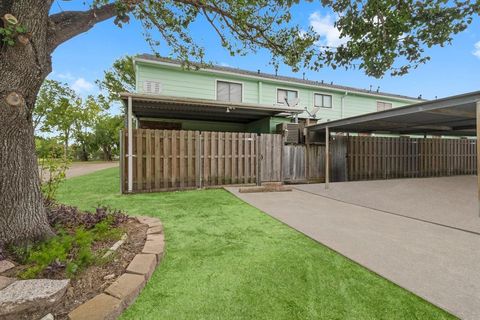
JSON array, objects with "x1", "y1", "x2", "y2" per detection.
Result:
[{"x1": 127, "y1": 54, "x2": 423, "y2": 133}]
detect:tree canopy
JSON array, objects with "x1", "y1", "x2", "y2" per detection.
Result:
[
  {"x1": 82, "y1": 0, "x2": 479, "y2": 77},
  {"x1": 96, "y1": 55, "x2": 135, "y2": 102}
]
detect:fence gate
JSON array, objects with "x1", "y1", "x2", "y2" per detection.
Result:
[
  {"x1": 258, "y1": 134, "x2": 283, "y2": 182},
  {"x1": 283, "y1": 145, "x2": 307, "y2": 182}
]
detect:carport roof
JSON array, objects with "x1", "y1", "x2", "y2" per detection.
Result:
[
  {"x1": 120, "y1": 92, "x2": 303, "y2": 123},
  {"x1": 308, "y1": 91, "x2": 480, "y2": 136}
]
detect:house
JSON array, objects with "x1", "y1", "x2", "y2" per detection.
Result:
[{"x1": 122, "y1": 54, "x2": 422, "y2": 134}]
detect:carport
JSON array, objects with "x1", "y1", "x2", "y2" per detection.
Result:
[{"x1": 307, "y1": 91, "x2": 480, "y2": 212}]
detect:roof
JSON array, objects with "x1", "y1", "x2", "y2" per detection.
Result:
[
  {"x1": 120, "y1": 92, "x2": 303, "y2": 123},
  {"x1": 135, "y1": 54, "x2": 424, "y2": 103},
  {"x1": 307, "y1": 91, "x2": 480, "y2": 137}
]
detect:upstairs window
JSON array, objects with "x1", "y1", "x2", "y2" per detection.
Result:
[
  {"x1": 314, "y1": 93, "x2": 333, "y2": 108},
  {"x1": 377, "y1": 101, "x2": 393, "y2": 111},
  {"x1": 277, "y1": 89, "x2": 298, "y2": 105},
  {"x1": 216, "y1": 81, "x2": 242, "y2": 102}
]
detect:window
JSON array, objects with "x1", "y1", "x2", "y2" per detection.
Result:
[
  {"x1": 216, "y1": 81, "x2": 242, "y2": 102},
  {"x1": 143, "y1": 80, "x2": 162, "y2": 95},
  {"x1": 277, "y1": 89, "x2": 298, "y2": 105},
  {"x1": 314, "y1": 93, "x2": 333, "y2": 108},
  {"x1": 377, "y1": 101, "x2": 393, "y2": 111}
]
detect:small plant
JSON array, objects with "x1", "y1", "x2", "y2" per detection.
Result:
[{"x1": 39, "y1": 155, "x2": 70, "y2": 201}]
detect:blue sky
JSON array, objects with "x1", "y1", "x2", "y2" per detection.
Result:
[{"x1": 50, "y1": 1, "x2": 480, "y2": 114}]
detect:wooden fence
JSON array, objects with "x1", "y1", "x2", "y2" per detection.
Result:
[
  {"x1": 120, "y1": 129, "x2": 478, "y2": 193},
  {"x1": 121, "y1": 129, "x2": 283, "y2": 193},
  {"x1": 346, "y1": 136, "x2": 477, "y2": 181}
]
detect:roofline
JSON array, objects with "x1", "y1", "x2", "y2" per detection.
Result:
[
  {"x1": 133, "y1": 56, "x2": 423, "y2": 103},
  {"x1": 307, "y1": 90, "x2": 480, "y2": 132},
  {"x1": 120, "y1": 92, "x2": 305, "y2": 114}
]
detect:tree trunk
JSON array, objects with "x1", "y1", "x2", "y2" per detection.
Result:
[
  {"x1": 0, "y1": 0, "x2": 118, "y2": 245},
  {"x1": 0, "y1": 1, "x2": 54, "y2": 244},
  {"x1": 63, "y1": 131, "x2": 69, "y2": 160},
  {"x1": 103, "y1": 146, "x2": 112, "y2": 161}
]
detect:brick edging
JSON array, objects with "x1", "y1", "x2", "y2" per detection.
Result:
[{"x1": 68, "y1": 216, "x2": 165, "y2": 320}]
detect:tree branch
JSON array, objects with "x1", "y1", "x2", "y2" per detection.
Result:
[{"x1": 47, "y1": 3, "x2": 119, "y2": 51}]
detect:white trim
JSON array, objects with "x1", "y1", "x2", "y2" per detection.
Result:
[
  {"x1": 313, "y1": 92, "x2": 334, "y2": 109},
  {"x1": 214, "y1": 79, "x2": 245, "y2": 103},
  {"x1": 276, "y1": 87, "x2": 299, "y2": 106},
  {"x1": 134, "y1": 57, "x2": 421, "y2": 103}
]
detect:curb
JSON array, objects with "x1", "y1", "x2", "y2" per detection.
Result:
[{"x1": 68, "y1": 216, "x2": 165, "y2": 320}]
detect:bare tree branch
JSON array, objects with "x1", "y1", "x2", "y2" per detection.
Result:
[{"x1": 47, "y1": 3, "x2": 119, "y2": 52}]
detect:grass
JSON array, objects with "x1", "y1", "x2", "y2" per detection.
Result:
[{"x1": 56, "y1": 167, "x2": 455, "y2": 320}]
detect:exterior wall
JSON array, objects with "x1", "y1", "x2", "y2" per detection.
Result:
[
  {"x1": 139, "y1": 117, "x2": 287, "y2": 134},
  {"x1": 135, "y1": 59, "x2": 421, "y2": 127},
  {"x1": 138, "y1": 118, "x2": 246, "y2": 132}
]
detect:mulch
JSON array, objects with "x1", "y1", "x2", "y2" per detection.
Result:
[{"x1": 2, "y1": 218, "x2": 147, "y2": 320}]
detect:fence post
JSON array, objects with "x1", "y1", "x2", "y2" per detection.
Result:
[
  {"x1": 119, "y1": 130, "x2": 124, "y2": 194},
  {"x1": 256, "y1": 134, "x2": 261, "y2": 186},
  {"x1": 127, "y1": 96, "x2": 133, "y2": 192},
  {"x1": 195, "y1": 131, "x2": 202, "y2": 188},
  {"x1": 325, "y1": 127, "x2": 330, "y2": 189}
]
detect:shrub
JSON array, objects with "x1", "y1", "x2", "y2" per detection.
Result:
[
  {"x1": 39, "y1": 156, "x2": 70, "y2": 201},
  {"x1": 46, "y1": 201, "x2": 128, "y2": 230}
]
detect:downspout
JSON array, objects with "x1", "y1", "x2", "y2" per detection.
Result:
[{"x1": 340, "y1": 91, "x2": 349, "y2": 118}]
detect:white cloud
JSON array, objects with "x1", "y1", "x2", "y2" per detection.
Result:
[
  {"x1": 473, "y1": 41, "x2": 480, "y2": 58},
  {"x1": 219, "y1": 62, "x2": 232, "y2": 67},
  {"x1": 57, "y1": 72, "x2": 75, "y2": 81},
  {"x1": 309, "y1": 12, "x2": 348, "y2": 48},
  {"x1": 71, "y1": 78, "x2": 94, "y2": 94}
]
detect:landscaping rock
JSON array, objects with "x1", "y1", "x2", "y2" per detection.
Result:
[
  {"x1": 0, "y1": 279, "x2": 69, "y2": 318},
  {"x1": 103, "y1": 273, "x2": 116, "y2": 280},
  {"x1": 102, "y1": 233, "x2": 127, "y2": 258},
  {"x1": 146, "y1": 233, "x2": 164, "y2": 242},
  {"x1": 137, "y1": 216, "x2": 162, "y2": 228},
  {"x1": 68, "y1": 293, "x2": 121, "y2": 320},
  {"x1": 147, "y1": 225, "x2": 163, "y2": 235},
  {"x1": 126, "y1": 254, "x2": 157, "y2": 279},
  {"x1": 104, "y1": 273, "x2": 145, "y2": 308},
  {"x1": 0, "y1": 260, "x2": 15, "y2": 273},
  {"x1": 40, "y1": 313, "x2": 54, "y2": 320},
  {"x1": 0, "y1": 276, "x2": 16, "y2": 290},
  {"x1": 142, "y1": 234, "x2": 165, "y2": 261}
]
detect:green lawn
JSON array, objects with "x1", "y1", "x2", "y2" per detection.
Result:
[{"x1": 56, "y1": 168, "x2": 454, "y2": 320}]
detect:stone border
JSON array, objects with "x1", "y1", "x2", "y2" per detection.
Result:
[{"x1": 68, "y1": 216, "x2": 165, "y2": 320}]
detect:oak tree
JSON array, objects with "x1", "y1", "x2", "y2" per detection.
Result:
[{"x1": 0, "y1": 0, "x2": 478, "y2": 244}]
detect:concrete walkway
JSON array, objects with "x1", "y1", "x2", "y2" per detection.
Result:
[{"x1": 226, "y1": 185, "x2": 480, "y2": 319}]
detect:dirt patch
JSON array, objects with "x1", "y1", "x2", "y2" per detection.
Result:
[{"x1": 3, "y1": 218, "x2": 147, "y2": 320}]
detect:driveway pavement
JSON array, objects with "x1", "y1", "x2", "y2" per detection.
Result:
[
  {"x1": 39, "y1": 161, "x2": 118, "y2": 181},
  {"x1": 226, "y1": 178, "x2": 480, "y2": 319}
]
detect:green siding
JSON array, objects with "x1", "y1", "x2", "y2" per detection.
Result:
[
  {"x1": 140, "y1": 118, "x2": 246, "y2": 132},
  {"x1": 135, "y1": 60, "x2": 420, "y2": 125}
]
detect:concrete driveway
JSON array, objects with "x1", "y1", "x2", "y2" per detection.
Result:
[
  {"x1": 226, "y1": 176, "x2": 480, "y2": 319},
  {"x1": 39, "y1": 161, "x2": 118, "y2": 181}
]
